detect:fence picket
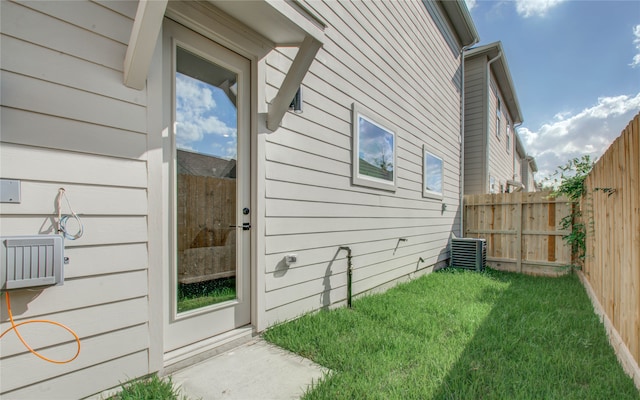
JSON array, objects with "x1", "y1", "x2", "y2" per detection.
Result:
[
  {"x1": 464, "y1": 191, "x2": 572, "y2": 276},
  {"x1": 579, "y1": 112, "x2": 639, "y2": 387}
]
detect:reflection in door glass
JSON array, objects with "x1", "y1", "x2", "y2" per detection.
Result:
[{"x1": 174, "y1": 47, "x2": 238, "y2": 313}]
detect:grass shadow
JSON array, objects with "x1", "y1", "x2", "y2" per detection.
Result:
[
  {"x1": 431, "y1": 270, "x2": 639, "y2": 400},
  {"x1": 264, "y1": 269, "x2": 638, "y2": 399}
]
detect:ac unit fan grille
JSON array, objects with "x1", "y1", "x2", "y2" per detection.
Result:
[{"x1": 451, "y1": 238, "x2": 486, "y2": 271}]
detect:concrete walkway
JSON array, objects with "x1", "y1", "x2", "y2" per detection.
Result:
[{"x1": 171, "y1": 338, "x2": 329, "y2": 400}]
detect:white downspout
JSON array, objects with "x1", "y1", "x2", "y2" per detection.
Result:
[
  {"x1": 512, "y1": 121, "x2": 523, "y2": 185},
  {"x1": 485, "y1": 51, "x2": 502, "y2": 194},
  {"x1": 459, "y1": 38, "x2": 479, "y2": 237}
]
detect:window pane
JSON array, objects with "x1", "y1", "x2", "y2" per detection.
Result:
[
  {"x1": 175, "y1": 47, "x2": 239, "y2": 313},
  {"x1": 357, "y1": 116, "x2": 395, "y2": 182},
  {"x1": 425, "y1": 152, "x2": 443, "y2": 195}
]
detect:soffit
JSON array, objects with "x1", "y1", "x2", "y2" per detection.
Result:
[
  {"x1": 208, "y1": 0, "x2": 325, "y2": 45},
  {"x1": 436, "y1": 0, "x2": 479, "y2": 47}
]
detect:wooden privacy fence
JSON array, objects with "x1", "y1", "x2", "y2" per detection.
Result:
[
  {"x1": 579, "y1": 112, "x2": 639, "y2": 386},
  {"x1": 176, "y1": 175, "x2": 236, "y2": 284},
  {"x1": 464, "y1": 191, "x2": 572, "y2": 276}
]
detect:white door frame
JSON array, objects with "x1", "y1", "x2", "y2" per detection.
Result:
[{"x1": 146, "y1": 3, "x2": 269, "y2": 372}]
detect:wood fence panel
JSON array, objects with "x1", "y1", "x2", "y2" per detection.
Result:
[
  {"x1": 580, "y1": 112, "x2": 639, "y2": 383},
  {"x1": 176, "y1": 175, "x2": 236, "y2": 284},
  {"x1": 464, "y1": 191, "x2": 572, "y2": 276}
]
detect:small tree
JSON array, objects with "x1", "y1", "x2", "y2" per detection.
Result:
[{"x1": 544, "y1": 155, "x2": 595, "y2": 266}]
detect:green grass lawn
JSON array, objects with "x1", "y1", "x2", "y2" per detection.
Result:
[{"x1": 264, "y1": 268, "x2": 639, "y2": 400}]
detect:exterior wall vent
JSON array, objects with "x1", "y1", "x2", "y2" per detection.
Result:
[
  {"x1": 1, "y1": 235, "x2": 64, "y2": 290},
  {"x1": 451, "y1": 238, "x2": 486, "y2": 271}
]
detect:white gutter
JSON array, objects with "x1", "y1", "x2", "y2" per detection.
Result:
[
  {"x1": 459, "y1": 37, "x2": 479, "y2": 237},
  {"x1": 485, "y1": 51, "x2": 502, "y2": 193}
]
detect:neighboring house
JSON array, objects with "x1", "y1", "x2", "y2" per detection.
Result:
[
  {"x1": 515, "y1": 134, "x2": 539, "y2": 192},
  {"x1": 463, "y1": 41, "x2": 535, "y2": 194},
  {"x1": 0, "y1": 0, "x2": 478, "y2": 397}
]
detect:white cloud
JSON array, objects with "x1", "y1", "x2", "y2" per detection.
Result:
[
  {"x1": 464, "y1": 0, "x2": 477, "y2": 11},
  {"x1": 514, "y1": 0, "x2": 565, "y2": 18},
  {"x1": 631, "y1": 24, "x2": 640, "y2": 68},
  {"x1": 175, "y1": 73, "x2": 237, "y2": 157},
  {"x1": 518, "y1": 92, "x2": 640, "y2": 181}
]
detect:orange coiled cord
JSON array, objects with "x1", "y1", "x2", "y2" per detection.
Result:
[{"x1": 0, "y1": 291, "x2": 81, "y2": 364}]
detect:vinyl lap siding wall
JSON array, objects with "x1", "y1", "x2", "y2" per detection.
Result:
[
  {"x1": 463, "y1": 56, "x2": 486, "y2": 194},
  {"x1": 514, "y1": 154, "x2": 524, "y2": 186},
  {"x1": 0, "y1": 1, "x2": 150, "y2": 398},
  {"x1": 487, "y1": 73, "x2": 514, "y2": 192},
  {"x1": 262, "y1": 0, "x2": 463, "y2": 325}
]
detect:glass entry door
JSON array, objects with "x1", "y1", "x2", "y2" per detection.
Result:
[{"x1": 164, "y1": 19, "x2": 251, "y2": 353}]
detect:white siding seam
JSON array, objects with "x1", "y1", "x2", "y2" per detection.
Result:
[
  {"x1": 10, "y1": 0, "x2": 132, "y2": 46},
  {"x1": 278, "y1": 3, "x2": 460, "y2": 147},
  {"x1": 0, "y1": 139, "x2": 149, "y2": 169}
]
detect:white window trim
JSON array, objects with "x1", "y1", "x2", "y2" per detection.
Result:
[
  {"x1": 351, "y1": 103, "x2": 398, "y2": 192},
  {"x1": 423, "y1": 146, "x2": 444, "y2": 200}
]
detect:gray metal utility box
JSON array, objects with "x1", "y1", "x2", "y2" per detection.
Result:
[{"x1": 1, "y1": 235, "x2": 64, "y2": 290}]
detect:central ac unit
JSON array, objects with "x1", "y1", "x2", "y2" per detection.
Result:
[{"x1": 450, "y1": 238, "x2": 486, "y2": 271}]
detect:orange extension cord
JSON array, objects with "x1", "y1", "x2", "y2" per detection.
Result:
[{"x1": 0, "y1": 291, "x2": 81, "y2": 364}]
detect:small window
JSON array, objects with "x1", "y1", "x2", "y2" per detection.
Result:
[
  {"x1": 489, "y1": 175, "x2": 497, "y2": 194},
  {"x1": 506, "y1": 123, "x2": 511, "y2": 153},
  {"x1": 352, "y1": 103, "x2": 397, "y2": 191},
  {"x1": 423, "y1": 146, "x2": 444, "y2": 200}
]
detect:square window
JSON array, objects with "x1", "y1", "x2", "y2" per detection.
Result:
[
  {"x1": 423, "y1": 146, "x2": 444, "y2": 200},
  {"x1": 490, "y1": 175, "x2": 497, "y2": 194},
  {"x1": 352, "y1": 103, "x2": 397, "y2": 191}
]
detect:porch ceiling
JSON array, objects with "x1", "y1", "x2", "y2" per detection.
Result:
[
  {"x1": 124, "y1": 0, "x2": 325, "y2": 131},
  {"x1": 208, "y1": 0, "x2": 325, "y2": 45}
]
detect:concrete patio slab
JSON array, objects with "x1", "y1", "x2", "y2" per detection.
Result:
[{"x1": 171, "y1": 338, "x2": 329, "y2": 400}]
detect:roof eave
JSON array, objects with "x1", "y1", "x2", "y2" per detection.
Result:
[
  {"x1": 526, "y1": 156, "x2": 538, "y2": 172},
  {"x1": 436, "y1": 0, "x2": 480, "y2": 48},
  {"x1": 465, "y1": 42, "x2": 523, "y2": 124}
]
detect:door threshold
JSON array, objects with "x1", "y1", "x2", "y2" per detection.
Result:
[{"x1": 163, "y1": 326, "x2": 255, "y2": 375}]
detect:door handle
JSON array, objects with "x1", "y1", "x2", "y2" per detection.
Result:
[{"x1": 229, "y1": 223, "x2": 251, "y2": 231}]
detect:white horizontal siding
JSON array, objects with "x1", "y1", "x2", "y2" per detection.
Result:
[
  {"x1": 63, "y1": 244, "x2": 148, "y2": 279},
  {"x1": 0, "y1": 215, "x2": 147, "y2": 247},
  {"x1": 1, "y1": 108, "x2": 148, "y2": 160},
  {"x1": 264, "y1": 232, "x2": 450, "y2": 312},
  {"x1": 93, "y1": 0, "x2": 138, "y2": 19},
  {"x1": 3, "y1": 351, "x2": 148, "y2": 400},
  {"x1": 0, "y1": 325, "x2": 148, "y2": 394},
  {"x1": 464, "y1": 57, "x2": 487, "y2": 194},
  {"x1": 0, "y1": 298, "x2": 148, "y2": 358},
  {"x1": 0, "y1": 270, "x2": 147, "y2": 321},
  {"x1": 1, "y1": 1, "x2": 127, "y2": 71},
  {"x1": 0, "y1": 181, "x2": 147, "y2": 216},
  {"x1": 0, "y1": 2, "x2": 150, "y2": 398},
  {"x1": 1, "y1": 35, "x2": 145, "y2": 107},
  {"x1": 2, "y1": 71, "x2": 146, "y2": 133},
  {"x1": 0, "y1": 143, "x2": 147, "y2": 187},
  {"x1": 17, "y1": 0, "x2": 134, "y2": 45},
  {"x1": 487, "y1": 72, "x2": 514, "y2": 189}
]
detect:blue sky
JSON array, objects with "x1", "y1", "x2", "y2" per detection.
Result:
[
  {"x1": 175, "y1": 73, "x2": 237, "y2": 160},
  {"x1": 466, "y1": 0, "x2": 640, "y2": 181}
]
